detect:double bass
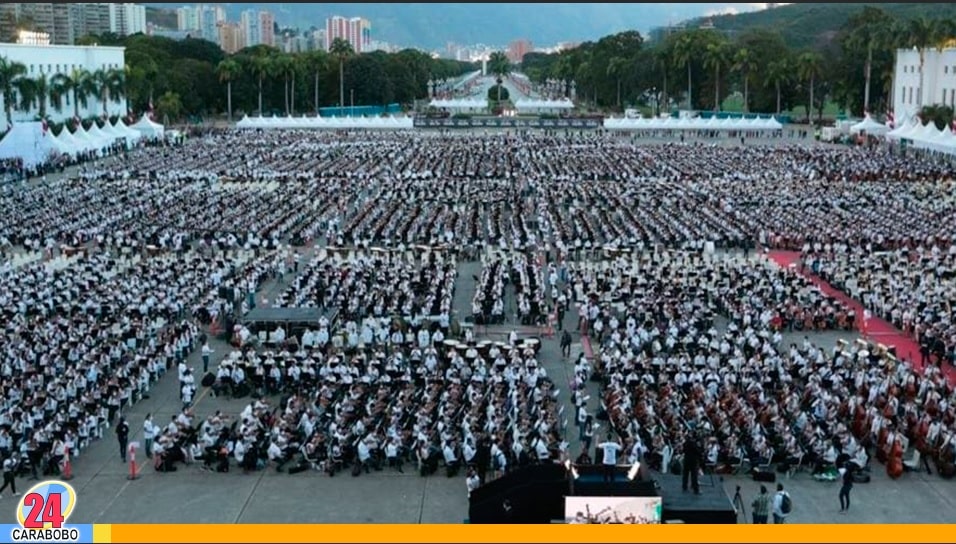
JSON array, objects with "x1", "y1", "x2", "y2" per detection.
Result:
[{"x1": 886, "y1": 434, "x2": 904, "y2": 479}]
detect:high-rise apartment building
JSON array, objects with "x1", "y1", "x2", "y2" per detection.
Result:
[
  {"x1": 506, "y1": 39, "x2": 532, "y2": 63},
  {"x1": 0, "y1": 3, "x2": 76, "y2": 45},
  {"x1": 258, "y1": 10, "x2": 274, "y2": 47},
  {"x1": 325, "y1": 16, "x2": 370, "y2": 53},
  {"x1": 218, "y1": 21, "x2": 243, "y2": 54},
  {"x1": 176, "y1": 6, "x2": 200, "y2": 31},
  {"x1": 109, "y1": 3, "x2": 146, "y2": 36},
  {"x1": 197, "y1": 4, "x2": 225, "y2": 42},
  {"x1": 71, "y1": 3, "x2": 112, "y2": 39}
]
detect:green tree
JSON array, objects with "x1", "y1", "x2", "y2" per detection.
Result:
[
  {"x1": 920, "y1": 104, "x2": 953, "y2": 131},
  {"x1": 216, "y1": 58, "x2": 241, "y2": 122},
  {"x1": 156, "y1": 90, "x2": 183, "y2": 122},
  {"x1": 15, "y1": 74, "x2": 53, "y2": 119},
  {"x1": 733, "y1": 48, "x2": 757, "y2": 113},
  {"x1": 92, "y1": 68, "x2": 124, "y2": 116},
  {"x1": 302, "y1": 51, "x2": 329, "y2": 113},
  {"x1": 0, "y1": 56, "x2": 26, "y2": 124},
  {"x1": 765, "y1": 57, "x2": 792, "y2": 114},
  {"x1": 606, "y1": 57, "x2": 628, "y2": 109},
  {"x1": 797, "y1": 51, "x2": 824, "y2": 122},
  {"x1": 49, "y1": 69, "x2": 95, "y2": 121},
  {"x1": 488, "y1": 51, "x2": 511, "y2": 103},
  {"x1": 329, "y1": 38, "x2": 354, "y2": 111},
  {"x1": 250, "y1": 54, "x2": 272, "y2": 115},
  {"x1": 673, "y1": 32, "x2": 696, "y2": 109},
  {"x1": 899, "y1": 18, "x2": 934, "y2": 109},
  {"x1": 844, "y1": 7, "x2": 893, "y2": 113},
  {"x1": 704, "y1": 40, "x2": 731, "y2": 111}
]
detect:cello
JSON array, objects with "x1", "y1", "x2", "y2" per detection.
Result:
[{"x1": 886, "y1": 433, "x2": 904, "y2": 480}]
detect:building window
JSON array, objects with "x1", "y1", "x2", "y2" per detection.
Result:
[
  {"x1": 947, "y1": 66, "x2": 951, "y2": 74},
  {"x1": 945, "y1": 89, "x2": 948, "y2": 103},
  {"x1": 951, "y1": 89, "x2": 955, "y2": 107}
]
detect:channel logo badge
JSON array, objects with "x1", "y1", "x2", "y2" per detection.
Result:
[{"x1": 2, "y1": 481, "x2": 93, "y2": 544}]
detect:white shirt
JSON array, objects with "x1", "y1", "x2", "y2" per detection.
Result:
[{"x1": 598, "y1": 441, "x2": 622, "y2": 465}]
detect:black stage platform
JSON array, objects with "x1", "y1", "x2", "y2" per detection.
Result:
[
  {"x1": 468, "y1": 464, "x2": 737, "y2": 524},
  {"x1": 654, "y1": 473, "x2": 736, "y2": 524}
]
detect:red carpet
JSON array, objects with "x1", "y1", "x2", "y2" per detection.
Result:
[{"x1": 767, "y1": 251, "x2": 955, "y2": 385}]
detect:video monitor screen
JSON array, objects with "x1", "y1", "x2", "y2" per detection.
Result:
[{"x1": 564, "y1": 496, "x2": 663, "y2": 524}]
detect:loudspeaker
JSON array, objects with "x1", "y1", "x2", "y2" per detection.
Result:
[{"x1": 752, "y1": 468, "x2": 776, "y2": 483}]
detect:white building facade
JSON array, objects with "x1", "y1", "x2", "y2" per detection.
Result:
[
  {"x1": 893, "y1": 47, "x2": 956, "y2": 124},
  {"x1": 0, "y1": 43, "x2": 127, "y2": 126}
]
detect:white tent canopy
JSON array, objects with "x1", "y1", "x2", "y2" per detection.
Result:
[
  {"x1": 603, "y1": 115, "x2": 784, "y2": 131},
  {"x1": 130, "y1": 116, "x2": 165, "y2": 138},
  {"x1": 513, "y1": 98, "x2": 575, "y2": 112},
  {"x1": 0, "y1": 122, "x2": 61, "y2": 167},
  {"x1": 849, "y1": 114, "x2": 889, "y2": 135},
  {"x1": 45, "y1": 129, "x2": 75, "y2": 157},
  {"x1": 113, "y1": 119, "x2": 142, "y2": 142},
  {"x1": 235, "y1": 115, "x2": 415, "y2": 130},
  {"x1": 57, "y1": 127, "x2": 87, "y2": 153},
  {"x1": 73, "y1": 123, "x2": 109, "y2": 150},
  {"x1": 905, "y1": 120, "x2": 956, "y2": 156},
  {"x1": 428, "y1": 98, "x2": 487, "y2": 111}
]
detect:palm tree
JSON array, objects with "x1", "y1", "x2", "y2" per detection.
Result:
[
  {"x1": 488, "y1": 51, "x2": 511, "y2": 102},
  {"x1": 216, "y1": 59, "x2": 240, "y2": 122},
  {"x1": 0, "y1": 56, "x2": 26, "y2": 125},
  {"x1": 733, "y1": 48, "x2": 758, "y2": 113},
  {"x1": 329, "y1": 38, "x2": 354, "y2": 111},
  {"x1": 92, "y1": 68, "x2": 124, "y2": 117},
  {"x1": 900, "y1": 18, "x2": 934, "y2": 108},
  {"x1": 52, "y1": 69, "x2": 95, "y2": 121},
  {"x1": 653, "y1": 47, "x2": 671, "y2": 116},
  {"x1": 704, "y1": 41, "x2": 730, "y2": 111},
  {"x1": 271, "y1": 53, "x2": 294, "y2": 116},
  {"x1": 14, "y1": 74, "x2": 51, "y2": 119},
  {"x1": 249, "y1": 55, "x2": 271, "y2": 115},
  {"x1": 845, "y1": 7, "x2": 891, "y2": 114},
  {"x1": 673, "y1": 32, "x2": 696, "y2": 109},
  {"x1": 797, "y1": 51, "x2": 823, "y2": 123},
  {"x1": 606, "y1": 57, "x2": 628, "y2": 109},
  {"x1": 303, "y1": 51, "x2": 328, "y2": 114},
  {"x1": 766, "y1": 58, "x2": 792, "y2": 114}
]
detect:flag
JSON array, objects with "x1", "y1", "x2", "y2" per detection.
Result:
[
  {"x1": 147, "y1": 99, "x2": 154, "y2": 120},
  {"x1": 951, "y1": 118, "x2": 956, "y2": 133},
  {"x1": 41, "y1": 119, "x2": 48, "y2": 134},
  {"x1": 886, "y1": 110, "x2": 894, "y2": 129}
]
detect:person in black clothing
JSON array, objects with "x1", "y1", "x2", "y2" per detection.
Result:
[
  {"x1": 682, "y1": 435, "x2": 701, "y2": 494},
  {"x1": 560, "y1": 330, "x2": 572, "y2": 358},
  {"x1": 475, "y1": 435, "x2": 491, "y2": 484},
  {"x1": 117, "y1": 417, "x2": 130, "y2": 463},
  {"x1": 839, "y1": 463, "x2": 854, "y2": 514}
]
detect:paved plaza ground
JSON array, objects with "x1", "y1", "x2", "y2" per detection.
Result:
[
  {"x1": 7, "y1": 135, "x2": 953, "y2": 525},
  {"x1": 28, "y1": 254, "x2": 952, "y2": 525}
]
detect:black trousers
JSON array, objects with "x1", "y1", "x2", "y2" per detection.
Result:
[
  {"x1": 0, "y1": 471, "x2": 15, "y2": 494},
  {"x1": 839, "y1": 484, "x2": 851, "y2": 510},
  {"x1": 682, "y1": 463, "x2": 699, "y2": 493},
  {"x1": 602, "y1": 464, "x2": 615, "y2": 483}
]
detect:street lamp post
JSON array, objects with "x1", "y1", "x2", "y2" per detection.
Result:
[{"x1": 350, "y1": 89, "x2": 354, "y2": 117}]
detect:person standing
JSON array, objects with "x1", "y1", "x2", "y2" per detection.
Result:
[
  {"x1": 597, "y1": 434, "x2": 622, "y2": 483},
  {"x1": 582, "y1": 416, "x2": 595, "y2": 453},
  {"x1": 0, "y1": 455, "x2": 19, "y2": 498},
  {"x1": 839, "y1": 464, "x2": 853, "y2": 514},
  {"x1": 751, "y1": 485, "x2": 770, "y2": 524},
  {"x1": 560, "y1": 329, "x2": 572, "y2": 358},
  {"x1": 143, "y1": 414, "x2": 158, "y2": 458},
  {"x1": 772, "y1": 483, "x2": 791, "y2": 524},
  {"x1": 117, "y1": 417, "x2": 130, "y2": 464},
  {"x1": 682, "y1": 435, "x2": 701, "y2": 494},
  {"x1": 201, "y1": 342, "x2": 214, "y2": 373}
]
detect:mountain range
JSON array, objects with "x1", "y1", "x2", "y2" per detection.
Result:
[{"x1": 144, "y1": 3, "x2": 774, "y2": 49}]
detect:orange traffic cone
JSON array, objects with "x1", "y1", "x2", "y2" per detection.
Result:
[
  {"x1": 128, "y1": 444, "x2": 139, "y2": 481},
  {"x1": 61, "y1": 446, "x2": 73, "y2": 480}
]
